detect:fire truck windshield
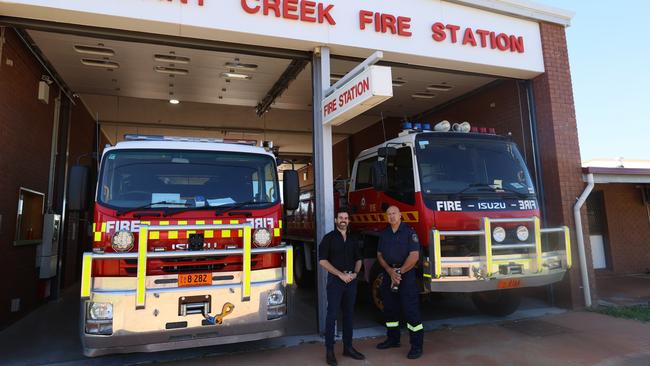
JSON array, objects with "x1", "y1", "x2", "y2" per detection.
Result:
[
  {"x1": 97, "y1": 149, "x2": 279, "y2": 210},
  {"x1": 415, "y1": 135, "x2": 535, "y2": 198}
]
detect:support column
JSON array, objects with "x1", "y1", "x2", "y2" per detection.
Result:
[{"x1": 312, "y1": 47, "x2": 333, "y2": 334}]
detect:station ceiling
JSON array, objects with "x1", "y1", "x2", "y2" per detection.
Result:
[{"x1": 27, "y1": 30, "x2": 497, "y2": 155}]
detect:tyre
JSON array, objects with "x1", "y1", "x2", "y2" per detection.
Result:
[
  {"x1": 293, "y1": 244, "x2": 314, "y2": 288},
  {"x1": 471, "y1": 289, "x2": 521, "y2": 316},
  {"x1": 368, "y1": 262, "x2": 384, "y2": 312}
]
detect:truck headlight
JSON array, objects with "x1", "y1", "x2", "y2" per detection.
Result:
[
  {"x1": 111, "y1": 230, "x2": 134, "y2": 252},
  {"x1": 516, "y1": 226, "x2": 529, "y2": 241},
  {"x1": 88, "y1": 302, "x2": 113, "y2": 320},
  {"x1": 253, "y1": 228, "x2": 272, "y2": 247},
  {"x1": 492, "y1": 226, "x2": 506, "y2": 243},
  {"x1": 267, "y1": 289, "x2": 285, "y2": 306}
]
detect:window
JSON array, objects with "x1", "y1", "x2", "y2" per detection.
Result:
[
  {"x1": 385, "y1": 146, "x2": 415, "y2": 204},
  {"x1": 14, "y1": 188, "x2": 45, "y2": 246},
  {"x1": 354, "y1": 156, "x2": 376, "y2": 190}
]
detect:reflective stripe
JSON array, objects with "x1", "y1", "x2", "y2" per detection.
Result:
[
  {"x1": 274, "y1": 228, "x2": 281, "y2": 237},
  {"x1": 136, "y1": 227, "x2": 148, "y2": 309},
  {"x1": 160, "y1": 221, "x2": 169, "y2": 226},
  {"x1": 149, "y1": 231, "x2": 159, "y2": 240},
  {"x1": 101, "y1": 223, "x2": 106, "y2": 232},
  {"x1": 92, "y1": 223, "x2": 96, "y2": 232},
  {"x1": 534, "y1": 216, "x2": 543, "y2": 272},
  {"x1": 423, "y1": 273, "x2": 432, "y2": 278},
  {"x1": 386, "y1": 321, "x2": 399, "y2": 328},
  {"x1": 222, "y1": 230, "x2": 231, "y2": 238},
  {"x1": 186, "y1": 230, "x2": 196, "y2": 238},
  {"x1": 238, "y1": 229, "x2": 243, "y2": 238},
  {"x1": 279, "y1": 220, "x2": 283, "y2": 229},
  {"x1": 407, "y1": 323, "x2": 423, "y2": 332},
  {"x1": 94, "y1": 232, "x2": 101, "y2": 242},
  {"x1": 196, "y1": 220, "x2": 205, "y2": 225},
  {"x1": 483, "y1": 217, "x2": 493, "y2": 276},
  {"x1": 168, "y1": 231, "x2": 178, "y2": 239},
  {"x1": 80, "y1": 253, "x2": 93, "y2": 298},
  {"x1": 213, "y1": 220, "x2": 222, "y2": 225},
  {"x1": 178, "y1": 220, "x2": 188, "y2": 225},
  {"x1": 205, "y1": 230, "x2": 214, "y2": 239},
  {"x1": 433, "y1": 230, "x2": 442, "y2": 279},
  {"x1": 242, "y1": 226, "x2": 252, "y2": 301},
  {"x1": 285, "y1": 245, "x2": 294, "y2": 285},
  {"x1": 230, "y1": 220, "x2": 239, "y2": 224},
  {"x1": 563, "y1": 226, "x2": 572, "y2": 269}
]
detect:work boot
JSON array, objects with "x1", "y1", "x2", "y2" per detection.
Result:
[
  {"x1": 343, "y1": 346, "x2": 365, "y2": 360},
  {"x1": 326, "y1": 349, "x2": 338, "y2": 366},
  {"x1": 407, "y1": 346, "x2": 422, "y2": 359},
  {"x1": 376, "y1": 338, "x2": 401, "y2": 349}
]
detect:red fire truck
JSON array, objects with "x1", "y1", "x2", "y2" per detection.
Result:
[
  {"x1": 286, "y1": 122, "x2": 571, "y2": 316},
  {"x1": 70, "y1": 135, "x2": 299, "y2": 356}
]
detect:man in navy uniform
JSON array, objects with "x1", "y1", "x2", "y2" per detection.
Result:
[
  {"x1": 375, "y1": 205, "x2": 423, "y2": 359},
  {"x1": 319, "y1": 208, "x2": 365, "y2": 366}
]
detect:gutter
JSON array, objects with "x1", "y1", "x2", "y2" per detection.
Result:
[{"x1": 573, "y1": 173, "x2": 594, "y2": 307}]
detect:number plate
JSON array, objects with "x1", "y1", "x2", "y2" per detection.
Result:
[
  {"x1": 178, "y1": 273, "x2": 212, "y2": 287},
  {"x1": 497, "y1": 279, "x2": 522, "y2": 289}
]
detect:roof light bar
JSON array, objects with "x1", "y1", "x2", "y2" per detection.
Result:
[
  {"x1": 123, "y1": 134, "x2": 259, "y2": 146},
  {"x1": 154, "y1": 66, "x2": 189, "y2": 75},
  {"x1": 411, "y1": 92, "x2": 436, "y2": 99},
  {"x1": 80, "y1": 58, "x2": 120, "y2": 69},
  {"x1": 221, "y1": 72, "x2": 252, "y2": 80},
  {"x1": 74, "y1": 44, "x2": 115, "y2": 57},
  {"x1": 427, "y1": 84, "x2": 453, "y2": 91},
  {"x1": 154, "y1": 54, "x2": 191, "y2": 64},
  {"x1": 225, "y1": 61, "x2": 258, "y2": 71}
]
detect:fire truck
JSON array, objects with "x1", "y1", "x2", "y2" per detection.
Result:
[
  {"x1": 70, "y1": 135, "x2": 299, "y2": 356},
  {"x1": 286, "y1": 121, "x2": 572, "y2": 316}
]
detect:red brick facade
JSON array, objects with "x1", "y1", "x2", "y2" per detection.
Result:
[
  {"x1": 0, "y1": 29, "x2": 96, "y2": 326},
  {"x1": 596, "y1": 184, "x2": 650, "y2": 274},
  {"x1": 532, "y1": 22, "x2": 594, "y2": 308}
]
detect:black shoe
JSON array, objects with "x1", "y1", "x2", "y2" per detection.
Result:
[
  {"x1": 407, "y1": 347, "x2": 422, "y2": 359},
  {"x1": 343, "y1": 346, "x2": 365, "y2": 360},
  {"x1": 376, "y1": 339, "x2": 401, "y2": 349},
  {"x1": 326, "y1": 350, "x2": 338, "y2": 366}
]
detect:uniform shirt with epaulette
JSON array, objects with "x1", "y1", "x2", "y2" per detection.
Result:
[{"x1": 377, "y1": 222, "x2": 420, "y2": 266}]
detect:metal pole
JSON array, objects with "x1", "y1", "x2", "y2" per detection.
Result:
[
  {"x1": 312, "y1": 46, "x2": 333, "y2": 334},
  {"x1": 574, "y1": 173, "x2": 594, "y2": 307}
]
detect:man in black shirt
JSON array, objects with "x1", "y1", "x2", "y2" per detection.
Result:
[{"x1": 319, "y1": 208, "x2": 365, "y2": 366}]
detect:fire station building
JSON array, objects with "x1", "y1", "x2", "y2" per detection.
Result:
[{"x1": 0, "y1": 0, "x2": 597, "y2": 340}]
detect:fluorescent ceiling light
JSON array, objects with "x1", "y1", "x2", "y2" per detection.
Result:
[
  {"x1": 427, "y1": 84, "x2": 453, "y2": 91},
  {"x1": 169, "y1": 99, "x2": 180, "y2": 105},
  {"x1": 154, "y1": 66, "x2": 189, "y2": 75},
  {"x1": 74, "y1": 45, "x2": 115, "y2": 57},
  {"x1": 80, "y1": 58, "x2": 119, "y2": 69},
  {"x1": 225, "y1": 61, "x2": 258, "y2": 71},
  {"x1": 221, "y1": 72, "x2": 251, "y2": 80},
  {"x1": 154, "y1": 54, "x2": 191, "y2": 64},
  {"x1": 411, "y1": 92, "x2": 436, "y2": 99},
  {"x1": 392, "y1": 80, "x2": 407, "y2": 87}
]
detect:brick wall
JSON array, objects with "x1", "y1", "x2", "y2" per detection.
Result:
[
  {"x1": 0, "y1": 28, "x2": 58, "y2": 326},
  {"x1": 598, "y1": 184, "x2": 650, "y2": 274},
  {"x1": 532, "y1": 22, "x2": 593, "y2": 308},
  {"x1": 0, "y1": 28, "x2": 97, "y2": 326}
]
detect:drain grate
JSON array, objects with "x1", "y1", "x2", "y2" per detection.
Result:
[{"x1": 500, "y1": 319, "x2": 573, "y2": 337}]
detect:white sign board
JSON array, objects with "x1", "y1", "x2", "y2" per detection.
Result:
[
  {"x1": 0, "y1": 0, "x2": 546, "y2": 78},
  {"x1": 322, "y1": 66, "x2": 392, "y2": 126}
]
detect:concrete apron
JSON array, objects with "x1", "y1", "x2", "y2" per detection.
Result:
[{"x1": 0, "y1": 286, "x2": 565, "y2": 366}]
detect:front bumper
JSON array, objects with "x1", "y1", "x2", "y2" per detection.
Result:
[{"x1": 81, "y1": 268, "x2": 289, "y2": 357}]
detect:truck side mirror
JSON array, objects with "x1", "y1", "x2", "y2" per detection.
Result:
[
  {"x1": 68, "y1": 165, "x2": 90, "y2": 211},
  {"x1": 371, "y1": 160, "x2": 388, "y2": 192},
  {"x1": 283, "y1": 170, "x2": 300, "y2": 211},
  {"x1": 377, "y1": 147, "x2": 397, "y2": 158}
]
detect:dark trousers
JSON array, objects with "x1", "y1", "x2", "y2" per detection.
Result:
[
  {"x1": 380, "y1": 271, "x2": 423, "y2": 348},
  {"x1": 325, "y1": 275, "x2": 357, "y2": 351}
]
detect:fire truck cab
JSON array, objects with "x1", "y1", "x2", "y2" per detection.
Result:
[
  {"x1": 347, "y1": 122, "x2": 572, "y2": 315},
  {"x1": 73, "y1": 135, "x2": 299, "y2": 356}
]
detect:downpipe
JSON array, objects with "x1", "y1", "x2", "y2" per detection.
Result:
[{"x1": 573, "y1": 173, "x2": 594, "y2": 307}]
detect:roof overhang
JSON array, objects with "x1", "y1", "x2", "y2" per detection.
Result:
[
  {"x1": 582, "y1": 167, "x2": 650, "y2": 184},
  {"x1": 451, "y1": 0, "x2": 574, "y2": 27}
]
